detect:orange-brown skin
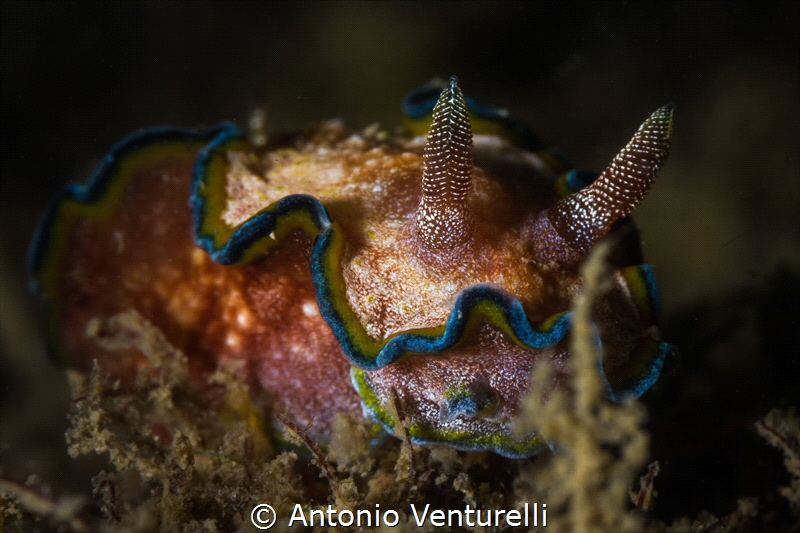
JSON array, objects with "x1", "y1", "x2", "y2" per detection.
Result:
[
  {"x1": 50, "y1": 144, "x2": 360, "y2": 439},
  {"x1": 34, "y1": 80, "x2": 672, "y2": 455},
  {"x1": 46, "y1": 122, "x2": 579, "y2": 444}
]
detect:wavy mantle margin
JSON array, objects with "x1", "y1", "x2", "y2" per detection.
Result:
[{"x1": 29, "y1": 123, "x2": 669, "y2": 400}]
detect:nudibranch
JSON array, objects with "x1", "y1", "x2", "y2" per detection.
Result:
[{"x1": 29, "y1": 77, "x2": 673, "y2": 457}]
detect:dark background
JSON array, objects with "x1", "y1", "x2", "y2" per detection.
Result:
[{"x1": 2, "y1": 0, "x2": 798, "y2": 524}]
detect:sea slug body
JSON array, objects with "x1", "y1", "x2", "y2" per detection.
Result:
[{"x1": 29, "y1": 77, "x2": 673, "y2": 457}]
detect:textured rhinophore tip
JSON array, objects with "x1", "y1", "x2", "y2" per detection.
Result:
[
  {"x1": 545, "y1": 104, "x2": 674, "y2": 255},
  {"x1": 413, "y1": 76, "x2": 475, "y2": 252}
]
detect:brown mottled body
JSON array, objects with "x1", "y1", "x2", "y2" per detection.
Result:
[
  {"x1": 52, "y1": 122, "x2": 577, "y2": 442},
  {"x1": 38, "y1": 79, "x2": 673, "y2": 454},
  {"x1": 53, "y1": 147, "x2": 358, "y2": 439}
]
